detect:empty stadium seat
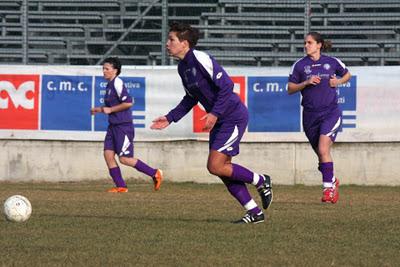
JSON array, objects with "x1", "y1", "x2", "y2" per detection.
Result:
[{"x1": 0, "y1": 0, "x2": 399, "y2": 66}]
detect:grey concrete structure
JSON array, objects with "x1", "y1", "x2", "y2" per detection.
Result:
[{"x1": 1, "y1": 140, "x2": 398, "y2": 186}]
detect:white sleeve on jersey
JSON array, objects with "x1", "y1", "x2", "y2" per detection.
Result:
[
  {"x1": 332, "y1": 57, "x2": 347, "y2": 69},
  {"x1": 114, "y1": 77, "x2": 124, "y2": 98},
  {"x1": 193, "y1": 49, "x2": 213, "y2": 78},
  {"x1": 289, "y1": 57, "x2": 303, "y2": 75}
]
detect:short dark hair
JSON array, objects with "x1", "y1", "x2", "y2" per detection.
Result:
[
  {"x1": 102, "y1": 57, "x2": 121, "y2": 76},
  {"x1": 169, "y1": 22, "x2": 200, "y2": 48}
]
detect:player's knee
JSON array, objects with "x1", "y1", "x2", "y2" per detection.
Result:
[
  {"x1": 318, "y1": 146, "x2": 329, "y2": 157},
  {"x1": 119, "y1": 156, "x2": 129, "y2": 165},
  {"x1": 207, "y1": 162, "x2": 222, "y2": 176}
]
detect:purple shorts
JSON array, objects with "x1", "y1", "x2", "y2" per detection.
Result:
[
  {"x1": 104, "y1": 123, "x2": 134, "y2": 157},
  {"x1": 209, "y1": 103, "x2": 248, "y2": 157},
  {"x1": 303, "y1": 106, "x2": 342, "y2": 150}
]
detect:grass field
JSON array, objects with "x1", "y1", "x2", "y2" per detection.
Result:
[{"x1": 1, "y1": 180, "x2": 399, "y2": 266}]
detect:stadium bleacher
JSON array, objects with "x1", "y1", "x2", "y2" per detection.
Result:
[{"x1": 0, "y1": 0, "x2": 399, "y2": 66}]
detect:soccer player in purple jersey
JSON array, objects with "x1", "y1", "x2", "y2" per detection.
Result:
[
  {"x1": 91, "y1": 57, "x2": 163, "y2": 193},
  {"x1": 288, "y1": 32, "x2": 351, "y2": 204},
  {"x1": 150, "y1": 22, "x2": 272, "y2": 224}
]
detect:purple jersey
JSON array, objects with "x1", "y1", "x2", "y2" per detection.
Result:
[
  {"x1": 288, "y1": 55, "x2": 348, "y2": 112},
  {"x1": 166, "y1": 49, "x2": 243, "y2": 123},
  {"x1": 104, "y1": 76, "x2": 133, "y2": 125}
]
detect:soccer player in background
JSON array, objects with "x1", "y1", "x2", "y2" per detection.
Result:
[
  {"x1": 288, "y1": 32, "x2": 351, "y2": 203},
  {"x1": 151, "y1": 22, "x2": 272, "y2": 224},
  {"x1": 91, "y1": 57, "x2": 163, "y2": 193}
]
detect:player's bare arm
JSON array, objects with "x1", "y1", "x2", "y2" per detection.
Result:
[{"x1": 102, "y1": 102, "x2": 132, "y2": 114}]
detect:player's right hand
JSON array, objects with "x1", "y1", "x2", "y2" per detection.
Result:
[
  {"x1": 150, "y1": 116, "x2": 170, "y2": 130},
  {"x1": 307, "y1": 75, "x2": 321, "y2": 86}
]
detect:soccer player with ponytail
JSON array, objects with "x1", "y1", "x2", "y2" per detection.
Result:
[{"x1": 288, "y1": 32, "x2": 351, "y2": 203}]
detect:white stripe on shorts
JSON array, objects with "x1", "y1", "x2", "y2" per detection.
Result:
[
  {"x1": 217, "y1": 125, "x2": 239, "y2": 153},
  {"x1": 326, "y1": 116, "x2": 342, "y2": 137},
  {"x1": 119, "y1": 135, "x2": 131, "y2": 156}
]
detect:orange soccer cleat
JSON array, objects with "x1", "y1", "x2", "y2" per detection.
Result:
[
  {"x1": 152, "y1": 169, "x2": 163, "y2": 191},
  {"x1": 107, "y1": 187, "x2": 129, "y2": 193}
]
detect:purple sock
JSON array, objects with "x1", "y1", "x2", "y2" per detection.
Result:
[
  {"x1": 231, "y1": 163, "x2": 254, "y2": 184},
  {"x1": 319, "y1": 162, "x2": 334, "y2": 187},
  {"x1": 109, "y1": 167, "x2": 126, "y2": 188},
  {"x1": 221, "y1": 178, "x2": 262, "y2": 215},
  {"x1": 134, "y1": 159, "x2": 157, "y2": 177}
]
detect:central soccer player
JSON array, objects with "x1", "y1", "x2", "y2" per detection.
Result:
[{"x1": 151, "y1": 22, "x2": 272, "y2": 224}]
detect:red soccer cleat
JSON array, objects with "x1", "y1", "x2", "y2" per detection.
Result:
[{"x1": 321, "y1": 179, "x2": 339, "y2": 203}]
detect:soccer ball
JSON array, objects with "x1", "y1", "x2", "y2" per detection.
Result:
[{"x1": 3, "y1": 195, "x2": 32, "y2": 222}]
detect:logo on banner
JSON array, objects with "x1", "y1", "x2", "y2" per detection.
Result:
[
  {"x1": 337, "y1": 76, "x2": 357, "y2": 129},
  {"x1": 41, "y1": 75, "x2": 92, "y2": 131},
  {"x1": 0, "y1": 74, "x2": 39, "y2": 129},
  {"x1": 193, "y1": 76, "x2": 245, "y2": 133}
]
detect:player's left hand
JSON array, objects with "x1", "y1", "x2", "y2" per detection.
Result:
[
  {"x1": 201, "y1": 113, "x2": 217, "y2": 131},
  {"x1": 150, "y1": 116, "x2": 170, "y2": 130},
  {"x1": 90, "y1": 107, "x2": 102, "y2": 115},
  {"x1": 329, "y1": 75, "x2": 339, "y2": 88}
]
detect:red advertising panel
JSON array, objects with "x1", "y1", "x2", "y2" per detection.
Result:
[
  {"x1": 193, "y1": 76, "x2": 246, "y2": 133},
  {"x1": 0, "y1": 74, "x2": 40, "y2": 129}
]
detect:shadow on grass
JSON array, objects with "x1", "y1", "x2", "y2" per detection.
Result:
[{"x1": 37, "y1": 213, "x2": 228, "y2": 223}]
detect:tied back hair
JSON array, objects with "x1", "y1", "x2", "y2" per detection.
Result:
[{"x1": 307, "y1": 32, "x2": 332, "y2": 52}]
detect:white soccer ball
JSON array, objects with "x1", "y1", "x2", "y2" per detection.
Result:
[{"x1": 3, "y1": 195, "x2": 32, "y2": 222}]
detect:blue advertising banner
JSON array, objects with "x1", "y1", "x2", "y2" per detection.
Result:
[
  {"x1": 337, "y1": 76, "x2": 357, "y2": 129},
  {"x1": 94, "y1": 76, "x2": 146, "y2": 131},
  {"x1": 41, "y1": 75, "x2": 92, "y2": 130},
  {"x1": 248, "y1": 76, "x2": 301, "y2": 132}
]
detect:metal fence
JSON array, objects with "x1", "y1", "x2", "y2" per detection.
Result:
[{"x1": 1, "y1": 0, "x2": 399, "y2": 66}]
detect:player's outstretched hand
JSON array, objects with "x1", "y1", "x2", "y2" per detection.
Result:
[{"x1": 151, "y1": 116, "x2": 170, "y2": 130}]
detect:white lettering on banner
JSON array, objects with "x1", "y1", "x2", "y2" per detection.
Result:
[
  {"x1": 253, "y1": 82, "x2": 287, "y2": 93},
  {"x1": 77, "y1": 82, "x2": 87, "y2": 91},
  {"x1": 336, "y1": 81, "x2": 351, "y2": 105},
  {"x1": 0, "y1": 80, "x2": 34, "y2": 109},
  {"x1": 47, "y1": 81, "x2": 87, "y2": 92},
  {"x1": 125, "y1": 82, "x2": 141, "y2": 89},
  {"x1": 339, "y1": 81, "x2": 351, "y2": 88}
]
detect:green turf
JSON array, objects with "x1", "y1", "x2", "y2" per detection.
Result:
[{"x1": 0, "y1": 181, "x2": 399, "y2": 266}]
